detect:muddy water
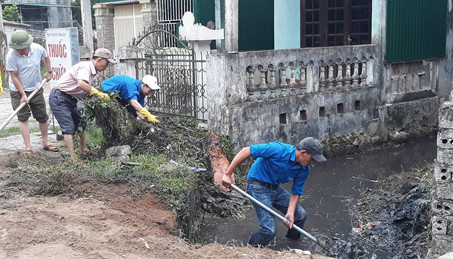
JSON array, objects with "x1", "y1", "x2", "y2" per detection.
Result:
[{"x1": 201, "y1": 136, "x2": 437, "y2": 253}]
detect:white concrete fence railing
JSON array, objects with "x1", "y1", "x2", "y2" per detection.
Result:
[
  {"x1": 206, "y1": 44, "x2": 382, "y2": 144},
  {"x1": 242, "y1": 44, "x2": 377, "y2": 102}
]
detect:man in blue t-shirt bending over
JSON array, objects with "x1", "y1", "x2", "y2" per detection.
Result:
[
  {"x1": 222, "y1": 137, "x2": 327, "y2": 247},
  {"x1": 101, "y1": 75, "x2": 160, "y2": 123}
]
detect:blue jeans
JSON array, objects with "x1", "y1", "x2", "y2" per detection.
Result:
[{"x1": 246, "y1": 183, "x2": 308, "y2": 247}]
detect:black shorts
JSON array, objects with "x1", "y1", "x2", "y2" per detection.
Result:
[{"x1": 49, "y1": 89, "x2": 82, "y2": 135}]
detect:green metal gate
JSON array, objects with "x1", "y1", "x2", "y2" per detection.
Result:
[
  {"x1": 239, "y1": 0, "x2": 274, "y2": 51},
  {"x1": 385, "y1": 0, "x2": 447, "y2": 63},
  {"x1": 193, "y1": 0, "x2": 216, "y2": 49}
]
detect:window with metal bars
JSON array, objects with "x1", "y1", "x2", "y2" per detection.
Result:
[
  {"x1": 157, "y1": 0, "x2": 193, "y2": 24},
  {"x1": 156, "y1": 0, "x2": 193, "y2": 47},
  {"x1": 301, "y1": 0, "x2": 371, "y2": 47}
]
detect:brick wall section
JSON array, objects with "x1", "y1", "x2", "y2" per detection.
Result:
[
  {"x1": 429, "y1": 101, "x2": 453, "y2": 257},
  {"x1": 3, "y1": 21, "x2": 31, "y2": 43},
  {"x1": 94, "y1": 4, "x2": 115, "y2": 51},
  {"x1": 140, "y1": 0, "x2": 157, "y2": 31}
]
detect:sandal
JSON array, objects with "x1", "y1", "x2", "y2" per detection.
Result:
[
  {"x1": 82, "y1": 149, "x2": 92, "y2": 155},
  {"x1": 43, "y1": 144, "x2": 60, "y2": 152},
  {"x1": 69, "y1": 156, "x2": 86, "y2": 166}
]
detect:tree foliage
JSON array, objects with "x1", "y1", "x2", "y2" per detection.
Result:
[{"x1": 3, "y1": 4, "x2": 22, "y2": 22}]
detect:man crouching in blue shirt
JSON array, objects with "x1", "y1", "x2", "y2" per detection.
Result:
[
  {"x1": 101, "y1": 75, "x2": 160, "y2": 123},
  {"x1": 222, "y1": 137, "x2": 327, "y2": 247}
]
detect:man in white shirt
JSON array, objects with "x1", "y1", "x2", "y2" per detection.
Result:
[{"x1": 6, "y1": 30, "x2": 56, "y2": 153}]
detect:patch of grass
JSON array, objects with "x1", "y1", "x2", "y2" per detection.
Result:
[
  {"x1": 85, "y1": 124, "x2": 104, "y2": 151},
  {"x1": 85, "y1": 158, "x2": 121, "y2": 177},
  {"x1": 32, "y1": 171, "x2": 72, "y2": 196},
  {"x1": 132, "y1": 154, "x2": 196, "y2": 210},
  {"x1": 0, "y1": 127, "x2": 21, "y2": 138},
  {"x1": 4, "y1": 153, "x2": 73, "y2": 195},
  {"x1": 0, "y1": 126, "x2": 41, "y2": 138}
]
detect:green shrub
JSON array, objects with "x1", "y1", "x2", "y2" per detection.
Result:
[{"x1": 3, "y1": 4, "x2": 22, "y2": 22}]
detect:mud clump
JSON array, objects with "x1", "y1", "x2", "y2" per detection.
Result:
[
  {"x1": 351, "y1": 166, "x2": 432, "y2": 258},
  {"x1": 308, "y1": 166, "x2": 432, "y2": 259},
  {"x1": 299, "y1": 235, "x2": 370, "y2": 259}
]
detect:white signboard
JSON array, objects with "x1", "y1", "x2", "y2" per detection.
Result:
[{"x1": 45, "y1": 27, "x2": 80, "y2": 88}]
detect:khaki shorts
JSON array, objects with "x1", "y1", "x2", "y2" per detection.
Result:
[{"x1": 10, "y1": 88, "x2": 49, "y2": 123}]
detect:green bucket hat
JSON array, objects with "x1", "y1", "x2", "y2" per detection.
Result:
[{"x1": 9, "y1": 30, "x2": 33, "y2": 50}]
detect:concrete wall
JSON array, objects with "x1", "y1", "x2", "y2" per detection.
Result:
[
  {"x1": 206, "y1": 45, "x2": 383, "y2": 145},
  {"x1": 206, "y1": 41, "x2": 446, "y2": 148},
  {"x1": 3, "y1": 21, "x2": 31, "y2": 41},
  {"x1": 226, "y1": 89, "x2": 380, "y2": 145},
  {"x1": 428, "y1": 100, "x2": 453, "y2": 258},
  {"x1": 274, "y1": 0, "x2": 300, "y2": 50},
  {"x1": 113, "y1": 45, "x2": 144, "y2": 79}
]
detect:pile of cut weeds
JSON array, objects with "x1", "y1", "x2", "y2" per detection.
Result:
[
  {"x1": 84, "y1": 97, "x2": 215, "y2": 163},
  {"x1": 351, "y1": 165, "x2": 433, "y2": 258},
  {"x1": 86, "y1": 98, "x2": 249, "y2": 240}
]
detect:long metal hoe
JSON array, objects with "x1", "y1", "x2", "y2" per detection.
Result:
[
  {"x1": 231, "y1": 184, "x2": 327, "y2": 250},
  {"x1": 0, "y1": 79, "x2": 48, "y2": 132}
]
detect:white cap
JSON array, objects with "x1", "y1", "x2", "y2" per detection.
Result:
[{"x1": 142, "y1": 75, "x2": 160, "y2": 90}]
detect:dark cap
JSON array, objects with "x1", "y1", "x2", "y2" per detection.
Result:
[{"x1": 297, "y1": 137, "x2": 327, "y2": 163}]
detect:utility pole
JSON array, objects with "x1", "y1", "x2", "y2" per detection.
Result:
[
  {"x1": 80, "y1": 0, "x2": 94, "y2": 54},
  {"x1": 0, "y1": 0, "x2": 5, "y2": 32}
]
